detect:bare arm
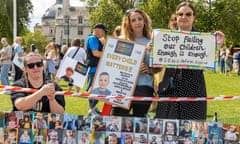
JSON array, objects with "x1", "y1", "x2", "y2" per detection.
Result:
[{"x1": 92, "y1": 50, "x2": 102, "y2": 58}]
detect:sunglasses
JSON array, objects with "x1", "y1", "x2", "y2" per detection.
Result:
[
  {"x1": 125, "y1": 7, "x2": 141, "y2": 15},
  {"x1": 25, "y1": 61, "x2": 43, "y2": 69},
  {"x1": 176, "y1": 12, "x2": 193, "y2": 17}
]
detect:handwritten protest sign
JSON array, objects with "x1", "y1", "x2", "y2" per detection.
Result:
[
  {"x1": 91, "y1": 37, "x2": 146, "y2": 109},
  {"x1": 151, "y1": 29, "x2": 217, "y2": 70}
]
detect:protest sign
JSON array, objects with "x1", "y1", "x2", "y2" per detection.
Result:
[
  {"x1": 151, "y1": 29, "x2": 217, "y2": 70},
  {"x1": 91, "y1": 37, "x2": 146, "y2": 109},
  {"x1": 56, "y1": 56, "x2": 89, "y2": 88}
]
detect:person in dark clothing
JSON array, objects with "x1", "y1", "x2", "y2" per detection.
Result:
[
  {"x1": 155, "y1": 2, "x2": 225, "y2": 120},
  {"x1": 11, "y1": 52, "x2": 65, "y2": 114}
]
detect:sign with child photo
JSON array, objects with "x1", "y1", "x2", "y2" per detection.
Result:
[
  {"x1": 56, "y1": 56, "x2": 89, "y2": 88},
  {"x1": 151, "y1": 29, "x2": 217, "y2": 70},
  {"x1": 91, "y1": 37, "x2": 146, "y2": 109}
]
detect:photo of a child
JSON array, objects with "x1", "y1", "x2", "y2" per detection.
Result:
[{"x1": 92, "y1": 72, "x2": 111, "y2": 95}]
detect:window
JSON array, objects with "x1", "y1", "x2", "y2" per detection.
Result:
[
  {"x1": 78, "y1": 16, "x2": 83, "y2": 24},
  {"x1": 78, "y1": 26, "x2": 83, "y2": 35}
]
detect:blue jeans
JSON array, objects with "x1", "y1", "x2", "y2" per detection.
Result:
[
  {"x1": 1, "y1": 64, "x2": 11, "y2": 85},
  {"x1": 87, "y1": 72, "x2": 98, "y2": 108}
]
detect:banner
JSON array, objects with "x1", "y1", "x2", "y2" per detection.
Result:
[
  {"x1": 56, "y1": 56, "x2": 89, "y2": 88},
  {"x1": 151, "y1": 29, "x2": 217, "y2": 70},
  {"x1": 91, "y1": 37, "x2": 146, "y2": 109}
]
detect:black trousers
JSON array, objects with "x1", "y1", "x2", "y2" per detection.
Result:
[
  {"x1": 111, "y1": 86, "x2": 154, "y2": 117},
  {"x1": 14, "y1": 64, "x2": 23, "y2": 81}
]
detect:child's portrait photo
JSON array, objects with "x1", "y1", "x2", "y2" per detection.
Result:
[
  {"x1": 63, "y1": 113, "x2": 78, "y2": 130},
  {"x1": 48, "y1": 113, "x2": 63, "y2": 130},
  {"x1": 121, "y1": 117, "x2": 134, "y2": 132},
  {"x1": 106, "y1": 116, "x2": 121, "y2": 132},
  {"x1": 33, "y1": 112, "x2": 48, "y2": 129},
  {"x1": 208, "y1": 122, "x2": 223, "y2": 144},
  {"x1": 47, "y1": 129, "x2": 63, "y2": 144},
  {"x1": 148, "y1": 134, "x2": 163, "y2": 144},
  {"x1": 62, "y1": 129, "x2": 77, "y2": 144},
  {"x1": 18, "y1": 129, "x2": 32, "y2": 144},
  {"x1": 77, "y1": 115, "x2": 91, "y2": 131},
  {"x1": 135, "y1": 118, "x2": 148, "y2": 133},
  {"x1": 149, "y1": 119, "x2": 163, "y2": 134},
  {"x1": 192, "y1": 121, "x2": 207, "y2": 144},
  {"x1": 121, "y1": 132, "x2": 134, "y2": 144},
  {"x1": 78, "y1": 131, "x2": 90, "y2": 144},
  {"x1": 92, "y1": 71, "x2": 111, "y2": 95},
  {"x1": 33, "y1": 128, "x2": 47, "y2": 144},
  {"x1": 4, "y1": 128, "x2": 17, "y2": 144},
  {"x1": 92, "y1": 115, "x2": 106, "y2": 131},
  {"x1": 163, "y1": 120, "x2": 179, "y2": 136},
  {"x1": 4, "y1": 112, "x2": 18, "y2": 129},
  {"x1": 105, "y1": 132, "x2": 120, "y2": 144},
  {"x1": 223, "y1": 124, "x2": 238, "y2": 144}
]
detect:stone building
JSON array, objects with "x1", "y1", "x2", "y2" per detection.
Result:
[{"x1": 37, "y1": 0, "x2": 91, "y2": 46}]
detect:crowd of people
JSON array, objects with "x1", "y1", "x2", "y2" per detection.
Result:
[{"x1": 0, "y1": 2, "x2": 227, "y2": 122}]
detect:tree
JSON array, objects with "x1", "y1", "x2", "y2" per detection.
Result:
[
  {"x1": 0, "y1": 0, "x2": 33, "y2": 44},
  {"x1": 22, "y1": 30, "x2": 49, "y2": 54}
]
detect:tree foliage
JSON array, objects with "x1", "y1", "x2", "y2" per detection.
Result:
[
  {"x1": 86, "y1": 0, "x2": 240, "y2": 47},
  {"x1": 0, "y1": 0, "x2": 33, "y2": 44},
  {"x1": 22, "y1": 30, "x2": 49, "y2": 54}
]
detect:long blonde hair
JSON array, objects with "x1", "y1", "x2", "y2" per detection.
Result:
[{"x1": 121, "y1": 8, "x2": 152, "y2": 41}]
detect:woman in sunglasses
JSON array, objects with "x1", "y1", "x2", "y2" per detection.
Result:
[
  {"x1": 11, "y1": 52, "x2": 65, "y2": 114},
  {"x1": 155, "y1": 2, "x2": 224, "y2": 120},
  {"x1": 111, "y1": 8, "x2": 154, "y2": 117}
]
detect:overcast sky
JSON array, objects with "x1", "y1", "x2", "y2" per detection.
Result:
[{"x1": 29, "y1": 0, "x2": 55, "y2": 31}]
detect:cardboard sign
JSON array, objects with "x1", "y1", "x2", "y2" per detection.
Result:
[
  {"x1": 151, "y1": 29, "x2": 217, "y2": 70},
  {"x1": 56, "y1": 56, "x2": 89, "y2": 88},
  {"x1": 91, "y1": 37, "x2": 146, "y2": 109}
]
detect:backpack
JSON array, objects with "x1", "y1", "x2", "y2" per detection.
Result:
[{"x1": 86, "y1": 35, "x2": 103, "y2": 67}]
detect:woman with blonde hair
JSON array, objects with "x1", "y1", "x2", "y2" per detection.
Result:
[
  {"x1": 111, "y1": 8, "x2": 154, "y2": 117},
  {"x1": 44, "y1": 42, "x2": 59, "y2": 81}
]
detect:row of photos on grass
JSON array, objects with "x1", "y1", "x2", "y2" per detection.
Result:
[
  {"x1": 0, "y1": 111, "x2": 239, "y2": 144},
  {"x1": 55, "y1": 29, "x2": 217, "y2": 109}
]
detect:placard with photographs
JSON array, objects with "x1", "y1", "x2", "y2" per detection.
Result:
[
  {"x1": 91, "y1": 37, "x2": 146, "y2": 109},
  {"x1": 56, "y1": 56, "x2": 89, "y2": 88},
  {"x1": 0, "y1": 111, "x2": 240, "y2": 143}
]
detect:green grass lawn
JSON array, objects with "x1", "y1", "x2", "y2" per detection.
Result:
[{"x1": 1, "y1": 70, "x2": 240, "y2": 123}]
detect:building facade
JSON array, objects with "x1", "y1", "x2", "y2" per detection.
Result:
[{"x1": 37, "y1": 0, "x2": 91, "y2": 46}]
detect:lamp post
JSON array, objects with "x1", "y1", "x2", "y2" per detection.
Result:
[{"x1": 65, "y1": 15, "x2": 70, "y2": 47}]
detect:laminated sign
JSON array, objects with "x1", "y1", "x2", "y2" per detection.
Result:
[
  {"x1": 91, "y1": 37, "x2": 146, "y2": 109},
  {"x1": 151, "y1": 29, "x2": 217, "y2": 70}
]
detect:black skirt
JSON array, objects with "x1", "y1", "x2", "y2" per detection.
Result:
[{"x1": 156, "y1": 68, "x2": 207, "y2": 120}]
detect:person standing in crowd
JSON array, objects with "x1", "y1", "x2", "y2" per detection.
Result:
[
  {"x1": 168, "y1": 13, "x2": 178, "y2": 30},
  {"x1": 13, "y1": 36, "x2": 24, "y2": 81},
  {"x1": 155, "y1": 2, "x2": 225, "y2": 120},
  {"x1": 219, "y1": 46, "x2": 226, "y2": 74},
  {"x1": 111, "y1": 8, "x2": 154, "y2": 117},
  {"x1": 64, "y1": 38, "x2": 87, "y2": 92},
  {"x1": 0, "y1": 38, "x2": 12, "y2": 86},
  {"x1": 225, "y1": 45, "x2": 234, "y2": 76},
  {"x1": 44, "y1": 42, "x2": 59, "y2": 82},
  {"x1": 112, "y1": 25, "x2": 121, "y2": 38},
  {"x1": 11, "y1": 52, "x2": 65, "y2": 114},
  {"x1": 86, "y1": 23, "x2": 107, "y2": 114}
]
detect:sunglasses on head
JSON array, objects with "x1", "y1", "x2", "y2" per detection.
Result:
[
  {"x1": 125, "y1": 7, "x2": 141, "y2": 15},
  {"x1": 25, "y1": 61, "x2": 43, "y2": 69},
  {"x1": 176, "y1": 12, "x2": 193, "y2": 17}
]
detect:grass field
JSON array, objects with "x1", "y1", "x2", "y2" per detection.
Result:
[{"x1": 1, "y1": 70, "x2": 240, "y2": 124}]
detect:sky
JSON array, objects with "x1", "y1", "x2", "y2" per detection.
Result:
[{"x1": 29, "y1": 0, "x2": 55, "y2": 31}]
